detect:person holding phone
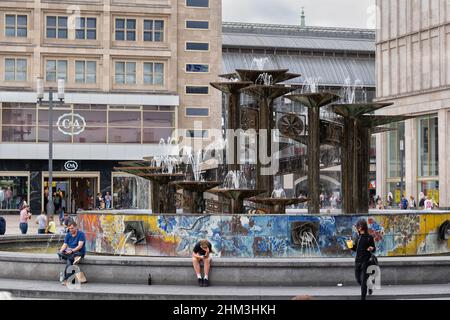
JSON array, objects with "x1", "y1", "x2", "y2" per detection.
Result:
[
  {"x1": 192, "y1": 239, "x2": 213, "y2": 287},
  {"x1": 347, "y1": 219, "x2": 376, "y2": 300}
]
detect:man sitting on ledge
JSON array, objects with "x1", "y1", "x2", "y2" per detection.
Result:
[
  {"x1": 192, "y1": 239, "x2": 212, "y2": 287},
  {"x1": 57, "y1": 221, "x2": 86, "y2": 284}
]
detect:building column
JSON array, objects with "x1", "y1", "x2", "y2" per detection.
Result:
[
  {"x1": 438, "y1": 109, "x2": 450, "y2": 207},
  {"x1": 405, "y1": 118, "x2": 418, "y2": 200},
  {"x1": 376, "y1": 132, "x2": 386, "y2": 200}
]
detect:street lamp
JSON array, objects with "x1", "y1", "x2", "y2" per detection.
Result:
[
  {"x1": 36, "y1": 77, "x2": 65, "y2": 218},
  {"x1": 399, "y1": 138, "x2": 404, "y2": 203}
]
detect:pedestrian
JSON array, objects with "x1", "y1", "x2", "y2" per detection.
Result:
[
  {"x1": 95, "y1": 193, "x2": 104, "y2": 210},
  {"x1": 409, "y1": 196, "x2": 417, "y2": 209},
  {"x1": 19, "y1": 204, "x2": 32, "y2": 234},
  {"x1": 35, "y1": 211, "x2": 48, "y2": 234},
  {"x1": 418, "y1": 192, "x2": 425, "y2": 208},
  {"x1": 424, "y1": 196, "x2": 433, "y2": 211},
  {"x1": 401, "y1": 195, "x2": 408, "y2": 210},
  {"x1": 192, "y1": 239, "x2": 213, "y2": 287},
  {"x1": 57, "y1": 221, "x2": 86, "y2": 284},
  {"x1": 47, "y1": 216, "x2": 57, "y2": 234},
  {"x1": 104, "y1": 192, "x2": 112, "y2": 210},
  {"x1": 347, "y1": 219, "x2": 376, "y2": 300},
  {"x1": 387, "y1": 192, "x2": 393, "y2": 208}
]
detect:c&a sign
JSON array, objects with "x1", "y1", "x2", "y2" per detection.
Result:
[{"x1": 57, "y1": 113, "x2": 86, "y2": 136}]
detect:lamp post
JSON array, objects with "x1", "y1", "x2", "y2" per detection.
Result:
[
  {"x1": 36, "y1": 78, "x2": 65, "y2": 218},
  {"x1": 399, "y1": 138, "x2": 404, "y2": 204}
]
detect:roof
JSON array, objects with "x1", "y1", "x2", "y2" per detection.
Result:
[
  {"x1": 223, "y1": 22, "x2": 376, "y2": 53},
  {"x1": 222, "y1": 53, "x2": 375, "y2": 87}
]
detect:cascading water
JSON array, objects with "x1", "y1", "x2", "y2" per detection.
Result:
[
  {"x1": 251, "y1": 57, "x2": 269, "y2": 70},
  {"x1": 223, "y1": 170, "x2": 248, "y2": 189}
]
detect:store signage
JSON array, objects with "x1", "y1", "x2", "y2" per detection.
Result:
[
  {"x1": 57, "y1": 113, "x2": 86, "y2": 136},
  {"x1": 64, "y1": 161, "x2": 78, "y2": 172}
]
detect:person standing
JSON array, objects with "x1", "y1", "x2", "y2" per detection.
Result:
[
  {"x1": 35, "y1": 211, "x2": 48, "y2": 234},
  {"x1": 192, "y1": 239, "x2": 213, "y2": 287},
  {"x1": 400, "y1": 195, "x2": 409, "y2": 210},
  {"x1": 418, "y1": 192, "x2": 425, "y2": 208},
  {"x1": 104, "y1": 192, "x2": 112, "y2": 210},
  {"x1": 348, "y1": 219, "x2": 376, "y2": 300},
  {"x1": 424, "y1": 196, "x2": 433, "y2": 211},
  {"x1": 95, "y1": 193, "x2": 104, "y2": 210},
  {"x1": 387, "y1": 192, "x2": 393, "y2": 208},
  {"x1": 409, "y1": 196, "x2": 417, "y2": 209},
  {"x1": 19, "y1": 204, "x2": 32, "y2": 234}
]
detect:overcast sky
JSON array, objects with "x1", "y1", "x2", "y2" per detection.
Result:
[{"x1": 223, "y1": 0, "x2": 376, "y2": 29}]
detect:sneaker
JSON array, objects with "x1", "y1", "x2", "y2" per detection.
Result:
[
  {"x1": 203, "y1": 279, "x2": 209, "y2": 287},
  {"x1": 368, "y1": 289, "x2": 373, "y2": 295},
  {"x1": 198, "y1": 278, "x2": 203, "y2": 287},
  {"x1": 73, "y1": 256, "x2": 81, "y2": 265}
]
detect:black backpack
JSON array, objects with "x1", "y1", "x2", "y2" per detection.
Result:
[{"x1": 0, "y1": 217, "x2": 6, "y2": 235}]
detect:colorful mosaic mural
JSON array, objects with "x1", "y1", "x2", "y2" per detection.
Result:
[{"x1": 77, "y1": 213, "x2": 450, "y2": 258}]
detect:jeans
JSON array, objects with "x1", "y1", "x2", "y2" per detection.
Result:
[
  {"x1": 19, "y1": 223, "x2": 28, "y2": 234},
  {"x1": 355, "y1": 262, "x2": 369, "y2": 300},
  {"x1": 38, "y1": 229, "x2": 46, "y2": 234},
  {"x1": 57, "y1": 251, "x2": 85, "y2": 280}
]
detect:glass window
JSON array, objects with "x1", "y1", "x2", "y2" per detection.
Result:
[
  {"x1": 143, "y1": 128, "x2": 174, "y2": 143},
  {"x1": 387, "y1": 121, "x2": 405, "y2": 178},
  {"x1": 418, "y1": 181, "x2": 439, "y2": 206},
  {"x1": 186, "y1": 0, "x2": 209, "y2": 7},
  {"x1": 45, "y1": 60, "x2": 67, "y2": 82},
  {"x1": 75, "y1": 61, "x2": 97, "y2": 83},
  {"x1": 2, "y1": 108, "x2": 36, "y2": 125},
  {"x1": 143, "y1": 112, "x2": 174, "y2": 127},
  {"x1": 72, "y1": 127, "x2": 107, "y2": 143},
  {"x1": 46, "y1": 16, "x2": 67, "y2": 39},
  {"x1": 186, "y1": 42, "x2": 209, "y2": 51},
  {"x1": 112, "y1": 175, "x2": 150, "y2": 210},
  {"x1": 76, "y1": 17, "x2": 97, "y2": 40},
  {"x1": 115, "y1": 62, "x2": 136, "y2": 84},
  {"x1": 144, "y1": 62, "x2": 164, "y2": 85},
  {"x1": 186, "y1": 86, "x2": 209, "y2": 94},
  {"x1": 418, "y1": 115, "x2": 439, "y2": 177},
  {"x1": 144, "y1": 20, "x2": 164, "y2": 42},
  {"x1": 5, "y1": 14, "x2": 27, "y2": 37},
  {"x1": 0, "y1": 176, "x2": 29, "y2": 211},
  {"x1": 108, "y1": 128, "x2": 141, "y2": 143},
  {"x1": 186, "y1": 20, "x2": 209, "y2": 29},
  {"x1": 115, "y1": 18, "x2": 136, "y2": 41},
  {"x1": 4, "y1": 58, "x2": 27, "y2": 81},
  {"x1": 186, "y1": 108, "x2": 209, "y2": 116},
  {"x1": 2, "y1": 126, "x2": 36, "y2": 142},
  {"x1": 186, "y1": 64, "x2": 209, "y2": 73},
  {"x1": 108, "y1": 110, "x2": 141, "y2": 127}
]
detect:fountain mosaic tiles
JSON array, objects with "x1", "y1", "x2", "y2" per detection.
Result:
[{"x1": 78, "y1": 213, "x2": 450, "y2": 258}]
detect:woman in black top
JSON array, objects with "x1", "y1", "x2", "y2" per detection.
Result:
[
  {"x1": 350, "y1": 219, "x2": 376, "y2": 300},
  {"x1": 192, "y1": 239, "x2": 213, "y2": 287}
]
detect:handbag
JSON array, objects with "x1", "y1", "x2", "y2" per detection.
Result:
[
  {"x1": 75, "y1": 271, "x2": 88, "y2": 283},
  {"x1": 368, "y1": 252, "x2": 378, "y2": 266}
]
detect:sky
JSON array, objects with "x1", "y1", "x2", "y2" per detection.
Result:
[{"x1": 223, "y1": 0, "x2": 376, "y2": 29}]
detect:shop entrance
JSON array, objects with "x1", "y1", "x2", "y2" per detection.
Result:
[{"x1": 43, "y1": 174, "x2": 99, "y2": 214}]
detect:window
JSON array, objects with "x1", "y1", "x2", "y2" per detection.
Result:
[
  {"x1": 46, "y1": 60, "x2": 68, "y2": 82},
  {"x1": 186, "y1": 86, "x2": 209, "y2": 94},
  {"x1": 76, "y1": 17, "x2": 97, "y2": 40},
  {"x1": 186, "y1": 64, "x2": 209, "y2": 73},
  {"x1": 75, "y1": 61, "x2": 97, "y2": 83},
  {"x1": 186, "y1": 42, "x2": 209, "y2": 51},
  {"x1": 144, "y1": 20, "x2": 164, "y2": 42},
  {"x1": 0, "y1": 175, "x2": 29, "y2": 211},
  {"x1": 115, "y1": 62, "x2": 136, "y2": 84},
  {"x1": 186, "y1": 0, "x2": 209, "y2": 7},
  {"x1": 418, "y1": 115, "x2": 439, "y2": 177},
  {"x1": 186, "y1": 108, "x2": 209, "y2": 117},
  {"x1": 46, "y1": 16, "x2": 68, "y2": 39},
  {"x1": 186, "y1": 130, "x2": 208, "y2": 138},
  {"x1": 4, "y1": 58, "x2": 27, "y2": 81},
  {"x1": 112, "y1": 174, "x2": 150, "y2": 209},
  {"x1": 5, "y1": 14, "x2": 27, "y2": 37},
  {"x1": 186, "y1": 20, "x2": 209, "y2": 29},
  {"x1": 115, "y1": 18, "x2": 136, "y2": 41},
  {"x1": 144, "y1": 62, "x2": 164, "y2": 85}
]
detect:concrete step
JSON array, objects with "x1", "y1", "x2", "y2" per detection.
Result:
[{"x1": 0, "y1": 278, "x2": 449, "y2": 300}]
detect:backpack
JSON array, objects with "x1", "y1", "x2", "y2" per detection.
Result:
[{"x1": 0, "y1": 217, "x2": 6, "y2": 235}]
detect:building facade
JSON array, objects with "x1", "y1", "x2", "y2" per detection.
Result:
[
  {"x1": 375, "y1": 0, "x2": 450, "y2": 207},
  {"x1": 0, "y1": 0, "x2": 222, "y2": 213}
]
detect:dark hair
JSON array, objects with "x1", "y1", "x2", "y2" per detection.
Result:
[
  {"x1": 356, "y1": 219, "x2": 368, "y2": 233},
  {"x1": 68, "y1": 221, "x2": 77, "y2": 228}
]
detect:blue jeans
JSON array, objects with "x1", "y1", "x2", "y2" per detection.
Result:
[
  {"x1": 57, "y1": 251, "x2": 85, "y2": 280},
  {"x1": 19, "y1": 223, "x2": 28, "y2": 234},
  {"x1": 38, "y1": 229, "x2": 46, "y2": 234}
]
